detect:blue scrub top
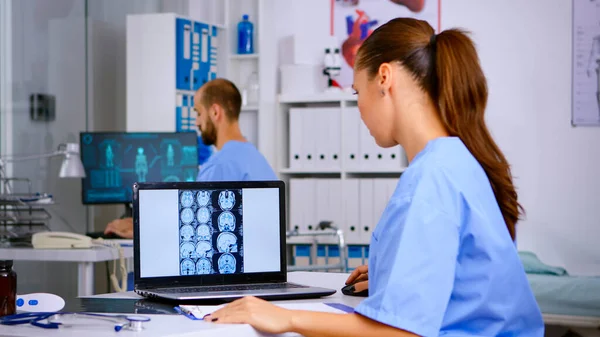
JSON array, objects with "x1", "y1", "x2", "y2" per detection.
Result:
[
  {"x1": 196, "y1": 140, "x2": 277, "y2": 181},
  {"x1": 354, "y1": 137, "x2": 544, "y2": 336}
]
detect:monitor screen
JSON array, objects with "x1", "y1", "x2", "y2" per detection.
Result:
[
  {"x1": 80, "y1": 132, "x2": 199, "y2": 204},
  {"x1": 138, "y1": 186, "x2": 281, "y2": 278}
]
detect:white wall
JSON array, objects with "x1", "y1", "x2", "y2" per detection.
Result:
[
  {"x1": 271, "y1": 0, "x2": 600, "y2": 276},
  {"x1": 8, "y1": 0, "x2": 87, "y2": 298},
  {"x1": 85, "y1": 0, "x2": 188, "y2": 235},
  {"x1": 443, "y1": 0, "x2": 600, "y2": 276},
  {"x1": 3, "y1": 0, "x2": 191, "y2": 297}
]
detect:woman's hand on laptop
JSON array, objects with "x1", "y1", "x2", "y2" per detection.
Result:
[
  {"x1": 104, "y1": 218, "x2": 134, "y2": 239},
  {"x1": 203, "y1": 296, "x2": 293, "y2": 334}
]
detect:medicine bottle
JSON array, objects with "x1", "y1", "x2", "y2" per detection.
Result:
[
  {"x1": 0, "y1": 260, "x2": 16, "y2": 316},
  {"x1": 237, "y1": 14, "x2": 254, "y2": 54}
]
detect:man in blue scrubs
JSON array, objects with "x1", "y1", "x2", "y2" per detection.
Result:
[
  {"x1": 193, "y1": 78, "x2": 276, "y2": 181},
  {"x1": 104, "y1": 78, "x2": 276, "y2": 238}
]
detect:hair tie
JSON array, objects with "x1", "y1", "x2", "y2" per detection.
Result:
[{"x1": 430, "y1": 33, "x2": 437, "y2": 46}]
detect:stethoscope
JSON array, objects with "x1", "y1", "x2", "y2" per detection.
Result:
[{"x1": 0, "y1": 312, "x2": 151, "y2": 332}]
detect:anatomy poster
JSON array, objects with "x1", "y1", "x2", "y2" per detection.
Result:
[
  {"x1": 573, "y1": 0, "x2": 600, "y2": 126},
  {"x1": 332, "y1": 0, "x2": 440, "y2": 88},
  {"x1": 178, "y1": 189, "x2": 244, "y2": 276}
]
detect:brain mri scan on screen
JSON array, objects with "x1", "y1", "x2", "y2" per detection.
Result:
[{"x1": 178, "y1": 189, "x2": 243, "y2": 276}]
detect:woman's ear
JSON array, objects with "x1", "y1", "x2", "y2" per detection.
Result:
[{"x1": 378, "y1": 62, "x2": 394, "y2": 95}]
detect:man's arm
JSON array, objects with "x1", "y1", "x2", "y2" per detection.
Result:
[{"x1": 104, "y1": 218, "x2": 134, "y2": 239}]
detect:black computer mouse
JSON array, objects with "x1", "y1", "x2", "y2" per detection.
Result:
[{"x1": 341, "y1": 283, "x2": 369, "y2": 297}]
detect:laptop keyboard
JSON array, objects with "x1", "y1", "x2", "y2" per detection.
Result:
[{"x1": 153, "y1": 282, "x2": 307, "y2": 294}]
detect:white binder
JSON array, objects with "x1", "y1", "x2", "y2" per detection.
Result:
[
  {"x1": 327, "y1": 179, "x2": 343, "y2": 231},
  {"x1": 343, "y1": 178, "x2": 361, "y2": 244},
  {"x1": 358, "y1": 118, "x2": 382, "y2": 171},
  {"x1": 315, "y1": 179, "x2": 330, "y2": 231},
  {"x1": 314, "y1": 109, "x2": 328, "y2": 169},
  {"x1": 289, "y1": 179, "x2": 303, "y2": 232},
  {"x1": 357, "y1": 115, "x2": 370, "y2": 170},
  {"x1": 383, "y1": 146, "x2": 400, "y2": 170},
  {"x1": 302, "y1": 179, "x2": 317, "y2": 231},
  {"x1": 398, "y1": 146, "x2": 409, "y2": 168},
  {"x1": 387, "y1": 178, "x2": 399, "y2": 199},
  {"x1": 372, "y1": 179, "x2": 391, "y2": 240},
  {"x1": 343, "y1": 107, "x2": 361, "y2": 171},
  {"x1": 302, "y1": 109, "x2": 317, "y2": 170},
  {"x1": 358, "y1": 179, "x2": 374, "y2": 244},
  {"x1": 289, "y1": 108, "x2": 304, "y2": 169},
  {"x1": 381, "y1": 145, "x2": 408, "y2": 170},
  {"x1": 325, "y1": 108, "x2": 342, "y2": 169}
]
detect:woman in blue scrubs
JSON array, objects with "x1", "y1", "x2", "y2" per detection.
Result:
[{"x1": 204, "y1": 18, "x2": 544, "y2": 337}]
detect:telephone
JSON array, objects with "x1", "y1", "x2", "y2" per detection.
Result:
[
  {"x1": 31, "y1": 231, "x2": 92, "y2": 249},
  {"x1": 31, "y1": 231, "x2": 128, "y2": 292}
]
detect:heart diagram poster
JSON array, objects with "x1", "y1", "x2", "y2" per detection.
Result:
[{"x1": 331, "y1": 0, "x2": 440, "y2": 88}]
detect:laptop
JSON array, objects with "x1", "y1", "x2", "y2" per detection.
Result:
[{"x1": 132, "y1": 180, "x2": 336, "y2": 302}]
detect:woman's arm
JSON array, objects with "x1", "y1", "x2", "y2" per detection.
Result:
[
  {"x1": 292, "y1": 309, "x2": 418, "y2": 337},
  {"x1": 204, "y1": 296, "x2": 418, "y2": 337}
]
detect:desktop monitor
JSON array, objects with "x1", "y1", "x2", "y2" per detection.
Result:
[{"x1": 80, "y1": 132, "x2": 199, "y2": 205}]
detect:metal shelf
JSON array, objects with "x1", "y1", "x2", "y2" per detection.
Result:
[{"x1": 0, "y1": 178, "x2": 54, "y2": 246}]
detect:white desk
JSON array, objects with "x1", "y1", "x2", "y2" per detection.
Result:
[
  {"x1": 2, "y1": 271, "x2": 599, "y2": 336},
  {"x1": 0, "y1": 272, "x2": 359, "y2": 337},
  {"x1": 0, "y1": 245, "x2": 134, "y2": 297}
]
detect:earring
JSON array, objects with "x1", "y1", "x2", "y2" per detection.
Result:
[{"x1": 380, "y1": 90, "x2": 385, "y2": 97}]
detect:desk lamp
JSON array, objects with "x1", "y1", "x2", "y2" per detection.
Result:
[{"x1": 0, "y1": 143, "x2": 86, "y2": 182}]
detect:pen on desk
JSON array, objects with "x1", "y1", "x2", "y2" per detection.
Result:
[
  {"x1": 179, "y1": 306, "x2": 192, "y2": 316},
  {"x1": 175, "y1": 306, "x2": 200, "y2": 320}
]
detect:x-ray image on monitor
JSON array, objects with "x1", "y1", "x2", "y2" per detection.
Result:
[
  {"x1": 178, "y1": 188, "x2": 244, "y2": 276},
  {"x1": 80, "y1": 132, "x2": 199, "y2": 204}
]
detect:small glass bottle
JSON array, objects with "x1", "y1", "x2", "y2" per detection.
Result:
[
  {"x1": 0, "y1": 260, "x2": 16, "y2": 316},
  {"x1": 245, "y1": 72, "x2": 259, "y2": 106}
]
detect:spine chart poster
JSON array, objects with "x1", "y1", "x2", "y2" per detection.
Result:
[
  {"x1": 331, "y1": 0, "x2": 440, "y2": 89},
  {"x1": 573, "y1": 0, "x2": 600, "y2": 126}
]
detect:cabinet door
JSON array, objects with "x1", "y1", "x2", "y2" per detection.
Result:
[{"x1": 176, "y1": 18, "x2": 193, "y2": 90}]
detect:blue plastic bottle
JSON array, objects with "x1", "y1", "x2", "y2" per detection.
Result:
[{"x1": 237, "y1": 14, "x2": 253, "y2": 54}]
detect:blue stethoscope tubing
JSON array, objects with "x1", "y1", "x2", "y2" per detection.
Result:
[{"x1": 0, "y1": 312, "x2": 151, "y2": 331}]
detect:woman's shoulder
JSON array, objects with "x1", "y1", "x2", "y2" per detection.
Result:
[{"x1": 394, "y1": 154, "x2": 472, "y2": 224}]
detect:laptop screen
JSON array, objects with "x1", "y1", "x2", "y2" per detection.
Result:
[{"x1": 138, "y1": 186, "x2": 281, "y2": 278}]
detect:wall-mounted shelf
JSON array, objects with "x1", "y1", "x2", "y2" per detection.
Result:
[
  {"x1": 279, "y1": 168, "x2": 407, "y2": 175},
  {"x1": 221, "y1": 0, "x2": 262, "y2": 149},
  {"x1": 176, "y1": 89, "x2": 196, "y2": 96},
  {"x1": 230, "y1": 53, "x2": 259, "y2": 60},
  {"x1": 279, "y1": 92, "x2": 357, "y2": 104},
  {"x1": 279, "y1": 168, "x2": 341, "y2": 174},
  {"x1": 346, "y1": 168, "x2": 407, "y2": 174}
]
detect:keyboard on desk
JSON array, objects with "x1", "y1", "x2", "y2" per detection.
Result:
[{"x1": 153, "y1": 282, "x2": 307, "y2": 294}]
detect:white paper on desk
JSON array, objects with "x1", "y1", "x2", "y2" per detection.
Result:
[{"x1": 179, "y1": 302, "x2": 346, "y2": 320}]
